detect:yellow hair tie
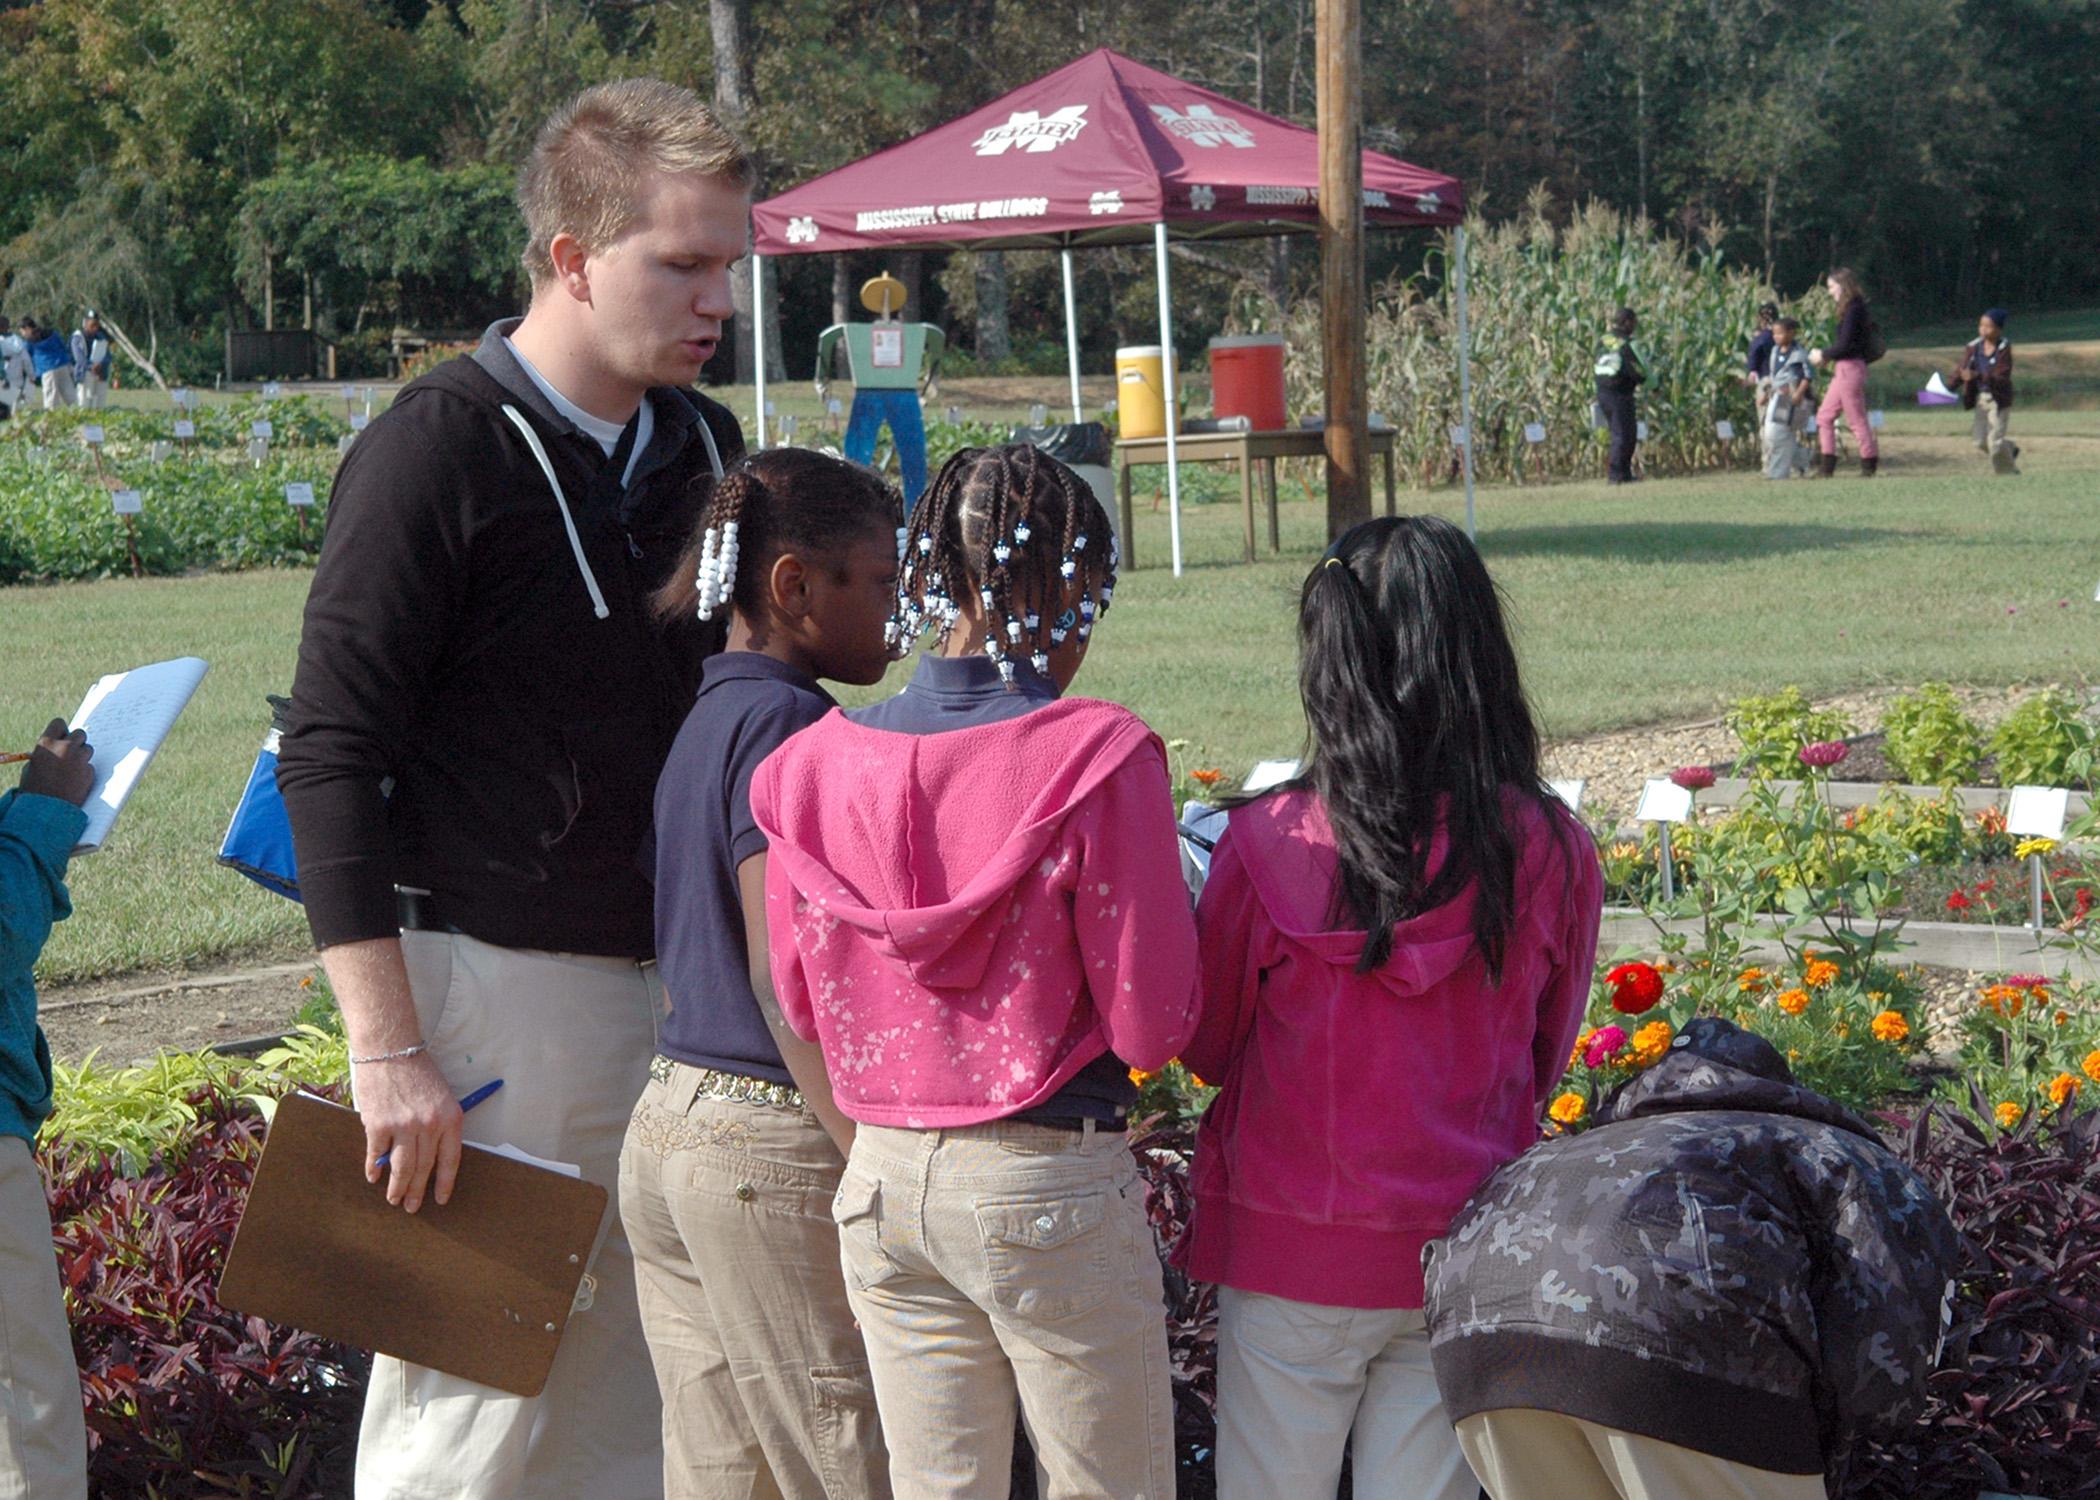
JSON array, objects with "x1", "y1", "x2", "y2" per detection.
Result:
[{"x1": 1323, "y1": 557, "x2": 1343, "y2": 569}]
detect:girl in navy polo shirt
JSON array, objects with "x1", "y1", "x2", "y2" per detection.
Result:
[{"x1": 618, "y1": 448, "x2": 901, "y2": 1500}]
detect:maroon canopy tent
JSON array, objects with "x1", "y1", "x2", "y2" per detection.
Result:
[{"x1": 749, "y1": 48, "x2": 1471, "y2": 571}]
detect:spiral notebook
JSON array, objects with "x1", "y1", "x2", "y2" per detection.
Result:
[{"x1": 67, "y1": 656, "x2": 210, "y2": 852}]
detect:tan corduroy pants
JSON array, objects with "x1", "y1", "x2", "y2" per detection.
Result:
[
  {"x1": 1974, "y1": 392, "x2": 2017, "y2": 473},
  {"x1": 837, "y1": 1121, "x2": 1174, "y2": 1500},
  {"x1": 1457, "y1": 1410, "x2": 1825, "y2": 1500},
  {"x1": 620, "y1": 1062, "x2": 889, "y2": 1500},
  {"x1": 0, "y1": 1136, "x2": 87, "y2": 1500},
  {"x1": 353, "y1": 931, "x2": 665, "y2": 1500}
]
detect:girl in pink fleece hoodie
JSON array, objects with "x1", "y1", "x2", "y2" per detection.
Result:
[
  {"x1": 1180, "y1": 515, "x2": 1603, "y2": 1500},
  {"x1": 750, "y1": 445, "x2": 1201, "y2": 1500}
]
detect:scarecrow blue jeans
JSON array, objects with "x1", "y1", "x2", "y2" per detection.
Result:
[{"x1": 845, "y1": 388, "x2": 928, "y2": 500}]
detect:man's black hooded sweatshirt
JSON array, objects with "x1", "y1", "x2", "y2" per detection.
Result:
[{"x1": 279, "y1": 323, "x2": 744, "y2": 958}]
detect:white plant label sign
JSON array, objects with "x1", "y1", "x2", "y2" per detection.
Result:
[
  {"x1": 150, "y1": 442, "x2": 173, "y2": 462},
  {"x1": 1448, "y1": 424, "x2": 1468, "y2": 446},
  {"x1": 2005, "y1": 785, "x2": 2069, "y2": 841},
  {"x1": 1635, "y1": 778, "x2": 1693, "y2": 824},
  {"x1": 1868, "y1": 409, "x2": 1886, "y2": 430},
  {"x1": 251, "y1": 419, "x2": 274, "y2": 439},
  {"x1": 1715, "y1": 419, "x2": 1736, "y2": 440},
  {"x1": 1636, "y1": 420, "x2": 1651, "y2": 441},
  {"x1": 262, "y1": 382, "x2": 284, "y2": 399},
  {"x1": 349, "y1": 413, "x2": 369, "y2": 431},
  {"x1": 111, "y1": 489, "x2": 143, "y2": 515},
  {"x1": 1548, "y1": 778, "x2": 1586, "y2": 813},
  {"x1": 170, "y1": 388, "x2": 192, "y2": 409},
  {"x1": 81, "y1": 425, "x2": 105, "y2": 446},
  {"x1": 284, "y1": 482, "x2": 316, "y2": 508},
  {"x1": 1523, "y1": 422, "x2": 1547, "y2": 444},
  {"x1": 173, "y1": 419, "x2": 196, "y2": 439}
]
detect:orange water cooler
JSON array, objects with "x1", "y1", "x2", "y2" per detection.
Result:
[{"x1": 1208, "y1": 334, "x2": 1288, "y2": 431}]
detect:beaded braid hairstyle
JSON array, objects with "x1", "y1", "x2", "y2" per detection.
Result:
[
  {"x1": 653, "y1": 447, "x2": 903, "y2": 631},
  {"x1": 891, "y1": 444, "x2": 1118, "y2": 684}
]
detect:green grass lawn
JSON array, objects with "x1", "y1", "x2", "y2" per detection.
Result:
[{"x1": 9, "y1": 426, "x2": 2100, "y2": 983}]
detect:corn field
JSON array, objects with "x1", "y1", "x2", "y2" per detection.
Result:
[{"x1": 1261, "y1": 195, "x2": 1834, "y2": 487}]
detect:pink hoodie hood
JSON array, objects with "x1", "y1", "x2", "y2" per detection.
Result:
[{"x1": 749, "y1": 697, "x2": 1202, "y2": 1125}]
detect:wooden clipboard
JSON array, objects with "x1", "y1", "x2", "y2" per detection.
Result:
[{"x1": 218, "y1": 1091, "x2": 608, "y2": 1396}]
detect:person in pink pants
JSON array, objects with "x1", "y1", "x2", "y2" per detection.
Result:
[{"x1": 1809, "y1": 268, "x2": 1879, "y2": 476}]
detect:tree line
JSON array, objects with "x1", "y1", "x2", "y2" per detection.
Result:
[{"x1": 0, "y1": 0, "x2": 2090, "y2": 384}]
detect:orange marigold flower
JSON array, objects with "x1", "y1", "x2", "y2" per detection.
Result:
[
  {"x1": 1569, "y1": 1028, "x2": 1597, "y2": 1070},
  {"x1": 1981, "y1": 984, "x2": 2027, "y2": 1018},
  {"x1": 1189, "y1": 768, "x2": 1224, "y2": 788},
  {"x1": 1128, "y1": 1068, "x2": 1156, "y2": 1087},
  {"x1": 1736, "y1": 967, "x2": 1767, "y2": 993},
  {"x1": 2056, "y1": 1010, "x2": 2071, "y2": 1027},
  {"x1": 1631, "y1": 1020, "x2": 1673, "y2": 1067},
  {"x1": 1995, "y1": 1101, "x2": 2023, "y2": 1129},
  {"x1": 2046, "y1": 1072, "x2": 2080, "y2": 1109},
  {"x1": 1871, "y1": 1011, "x2": 1909, "y2": 1043},
  {"x1": 1548, "y1": 1093, "x2": 1587, "y2": 1125},
  {"x1": 1776, "y1": 988, "x2": 1811, "y2": 1016},
  {"x1": 2083, "y1": 1050, "x2": 2100, "y2": 1087},
  {"x1": 1803, "y1": 958, "x2": 1839, "y2": 989}
]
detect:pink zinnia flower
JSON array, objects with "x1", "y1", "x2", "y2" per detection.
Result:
[
  {"x1": 1670, "y1": 766, "x2": 1717, "y2": 791},
  {"x1": 1799, "y1": 741, "x2": 1850, "y2": 769},
  {"x1": 2007, "y1": 973, "x2": 2049, "y2": 990},
  {"x1": 1583, "y1": 1025, "x2": 1629, "y2": 1068}
]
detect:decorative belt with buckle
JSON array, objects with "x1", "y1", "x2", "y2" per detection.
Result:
[{"x1": 649, "y1": 1055, "x2": 806, "y2": 1112}]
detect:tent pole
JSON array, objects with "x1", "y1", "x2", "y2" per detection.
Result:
[
  {"x1": 753, "y1": 251, "x2": 769, "y2": 450},
  {"x1": 1454, "y1": 225, "x2": 1476, "y2": 538},
  {"x1": 1155, "y1": 222, "x2": 1184, "y2": 577},
  {"x1": 1061, "y1": 249, "x2": 1083, "y2": 423}
]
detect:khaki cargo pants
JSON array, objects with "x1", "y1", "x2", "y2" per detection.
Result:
[
  {"x1": 1974, "y1": 392, "x2": 2018, "y2": 473},
  {"x1": 1457, "y1": 1410, "x2": 1825, "y2": 1500},
  {"x1": 836, "y1": 1121, "x2": 1173, "y2": 1500},
  {"x1": 619, "y1": 1062, "x2": 888, "y2": 1500}
]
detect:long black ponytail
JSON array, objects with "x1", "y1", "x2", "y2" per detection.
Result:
[{"x1": 1297, "y1": 515, "x2": 1554, "y2": 977}]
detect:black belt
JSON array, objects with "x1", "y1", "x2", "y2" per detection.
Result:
[
  {"x1": 396, "y1": 888, "x2": 462, "y2": 934},
  {"x1": 1016, "y1": 1114, "x2": 1126, "y2": 1133}
]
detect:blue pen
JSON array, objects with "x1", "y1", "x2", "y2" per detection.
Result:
[{"x1": 374, "y1": 1078, "x2": 504, "y2": 1172}]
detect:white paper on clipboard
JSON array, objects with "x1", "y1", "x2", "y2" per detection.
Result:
[{"x1": 65, "y1": 657, "x2": 210, "y2": 851}]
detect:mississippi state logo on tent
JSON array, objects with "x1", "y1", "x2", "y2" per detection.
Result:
[
  {"x1": 972, "y1": 106, "x2": 1089, "y2": 156},
  {"x1": 1189, "y1": 185, "x2": 1218, "y2": 211},
  {"x1": 784, "y1": 216, "x2": 819, "y2": 245},
  {"x1": 1149, "y1": 103, "x2": 1256, "y2": 149}
]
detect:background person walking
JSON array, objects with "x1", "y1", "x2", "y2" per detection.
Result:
[
  {"x1": 1593, "y1": 308, "x2": 1645, "y2": 484},
  {"x1": 1952, "y1": 307, "x2": 2017, "y2": 474},
  {"x1": 1809, "y1": 268, "x2": 1882, "y2": 477},
  {"x1": 70, "y1": 311, "x2": 112, "y2": 409}
]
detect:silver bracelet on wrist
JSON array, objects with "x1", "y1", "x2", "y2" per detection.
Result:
[{"x1": 350, "y1": 1042, "x2": 429, "y2": 1066}]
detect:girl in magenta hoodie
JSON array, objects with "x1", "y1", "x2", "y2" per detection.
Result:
[
  {"x1": 1180, "y1": 515, "x2": 1603, "y2": 1500},
  {"x1": 750, "y1": 445, "x2": 1201, "y2": 1500}
]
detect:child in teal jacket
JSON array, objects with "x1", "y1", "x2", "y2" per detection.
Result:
[{"x1": 1, "y1": 718, "x2": 96, "y2": 1500}]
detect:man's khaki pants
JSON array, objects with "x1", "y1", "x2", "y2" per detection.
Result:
[
  {"x1": 1457, "y1": 1410, "x2": 1825, "y2": 1500},
  {"x1": 354, "y1": 931, "x2": 665, "y2": 1500},
  {"x1": 75, "y1": 374, "x2": 107, "y2": 410},
  {"x1": 1214, "y1": 1289, "x2": 1474, "y2": 1500},
  {"x1": 619, "y1": 1063, "x2": 889, "y2": 1500},
  {"x1": 837, "y1": 1121, "x2": 1174, "y2": 1500},
  {"x1": 38, "y1": 369, "x2": 74, "y2": 411},
  {"x1": 0, "y1": 1136, "x2": 87, "y2": 1500}
]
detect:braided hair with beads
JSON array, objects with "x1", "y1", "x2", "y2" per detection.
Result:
[
  {"x1": 892, "y1": 444, "x2": 1118, "y2": 683},
  {"x1": 654, "y1": 447, "x2": 902, "y2": 634}
]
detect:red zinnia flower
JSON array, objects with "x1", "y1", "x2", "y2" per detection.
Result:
[
  {"x1": 1945, "y1": 891, "x2": 1973, "y2": 912},
  {"x1": 1606, "y1": 961, "x2": 1665, "y2": 1015},
  {"x1": 1798, "y1": 741, "x2": 1850, "y2": 769},
  {"x1": 1669, "y1": 766, "x2": 1716, "y2": 792}
]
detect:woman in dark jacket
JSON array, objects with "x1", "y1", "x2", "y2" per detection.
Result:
[
  {"x1": 1809, "y1": 268, "x2": 1879, "y2": 477},
  {"x1": 1422, "y1": 1017, "x2": 1958, "y2": 1500},
  {"x1": 1593, "y1": 307, "x2": 1644, "y2": 484},
  {"x1": 1952, "y1": 307, "x2": 2018, "y2": 474}
]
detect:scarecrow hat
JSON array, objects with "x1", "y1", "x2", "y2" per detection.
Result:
[{"x1": 860, "y1": 272, "x2": 907, "y2": 317}]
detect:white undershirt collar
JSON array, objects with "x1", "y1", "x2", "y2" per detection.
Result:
[{"x1": 502, "y1": 336, "x2": 651, "y2": 488}]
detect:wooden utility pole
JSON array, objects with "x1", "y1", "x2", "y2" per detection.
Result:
[{"x1": 1317, "y1": 0, "x2": 1369, "y2": 538}]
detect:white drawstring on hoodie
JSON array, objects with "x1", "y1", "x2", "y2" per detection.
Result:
[{"x1": 500, "y1": 401, "x2": 724, "y2": 621}]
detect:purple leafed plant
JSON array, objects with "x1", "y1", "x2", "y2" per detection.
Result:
[
  {"x1": 42, "y1": 1082, "x2": 367, "y2": 1499},
  {"x1": 1833, "y1": 1097, "x2": 2100, "y2": 1500}
]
